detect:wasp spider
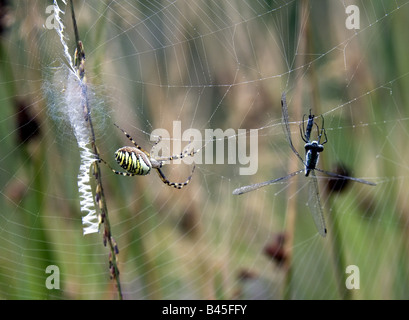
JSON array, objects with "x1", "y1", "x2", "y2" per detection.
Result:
[{"x1": 99, "y1": 124, "x2": 198, "y2": 189}]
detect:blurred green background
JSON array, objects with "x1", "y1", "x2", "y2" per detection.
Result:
[{"x1": 1, "y1": 0, "x2": 409, "y2": 299}]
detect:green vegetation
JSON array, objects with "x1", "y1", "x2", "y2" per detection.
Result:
[{"x1": 0, "y1": 1, "x2": 408, "y2": 299}]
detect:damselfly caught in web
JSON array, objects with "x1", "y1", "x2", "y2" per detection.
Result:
[{"x1": 233, "y1": 92, "x2": 376, "y2": 237}]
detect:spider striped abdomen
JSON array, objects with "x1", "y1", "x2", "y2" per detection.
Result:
[{"x1": 115, "y1": 147, "x2": 152, "y2": 175}]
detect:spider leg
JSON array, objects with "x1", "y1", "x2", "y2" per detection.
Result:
[
  {"x1": 114, "y1": 123, "x2": 151, "y2": 157},
  {"x1": 155, "y1": 138, "x2": 199, "y2": 162},
  {"x1": 150, "y1": 135, "x2": 162, "y2": 157},
  {"x1": 155, "y1": 165, "x2": 196, "y2": 189}
]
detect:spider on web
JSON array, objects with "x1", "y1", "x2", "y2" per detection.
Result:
[
  {"x1": 233, "y1": 92, "x2": 376, "y2": 237},
  {"x1": 99, "y1": 124, "x2": 198, "y2": 189}
]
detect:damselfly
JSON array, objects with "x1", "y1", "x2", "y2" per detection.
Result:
[{"x1": 233, "y1": 92, "x2": 376, "y2": 237}]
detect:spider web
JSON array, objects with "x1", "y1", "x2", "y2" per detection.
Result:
[{"x1": 1, "y1": 0, "x2": 409, "y2": 300}]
